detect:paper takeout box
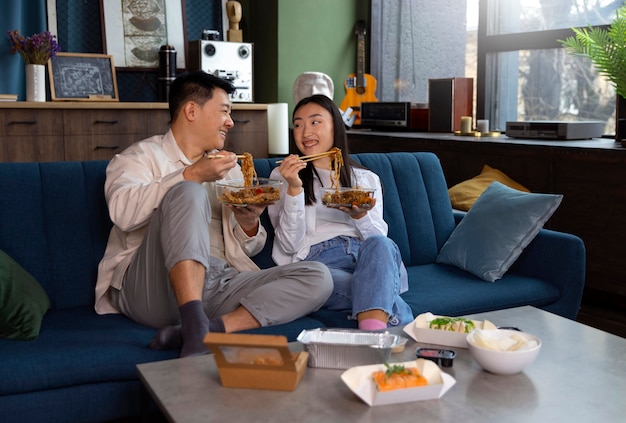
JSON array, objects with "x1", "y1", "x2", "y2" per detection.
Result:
[
  {"x1": 403, "y1": 312, "x2": 497, "y2": 348},
  {"x1": 341, "y1": 358, "x2": 456, "y2": 406},
  {"x1": 204, "y1": 333, "x2": 308, "y2": 391}
]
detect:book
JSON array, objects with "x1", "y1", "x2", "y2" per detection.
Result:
[{"x1": 0, "y1": 94, "x2": 18, "y2": 101}]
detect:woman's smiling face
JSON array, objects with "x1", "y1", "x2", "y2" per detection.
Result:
[{"x1": 292, "y1": 102, "x2": 335, "y2": 158}]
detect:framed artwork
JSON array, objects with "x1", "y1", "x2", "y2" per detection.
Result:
[
  {"x1": 100, "y1": 0, "x2": 187, "y2": 70},
  {"x1": 47, "y1": 53, "x2": 120, "y2": 101}
]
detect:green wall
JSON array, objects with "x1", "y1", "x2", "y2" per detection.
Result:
[{"x1": 240, "y1": 0, "x2": 369, "y2": 117}]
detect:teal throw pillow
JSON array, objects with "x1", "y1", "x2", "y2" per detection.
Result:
[
  {"x1": 436, "y1": 182, "x2": 563, "y2": 282},
  {"x1": 0, "y1": 249, "x2": 50, "y2": 340}
]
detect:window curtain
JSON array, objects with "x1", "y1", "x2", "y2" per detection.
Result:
[{"x1": 0, "y1": 0, "x2": 48, "y2": 100}]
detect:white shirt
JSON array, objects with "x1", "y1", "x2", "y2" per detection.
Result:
[
  {"x1": 94, "y1": 130, "x2": 266, "y2": 314},
  {"x1": 268, "y1": 166, "x2": 387, "y2": 265}
]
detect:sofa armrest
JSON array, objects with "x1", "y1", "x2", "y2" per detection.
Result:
[{"x1": 510, "y1": 228, "x2": 586, "y2": 320}]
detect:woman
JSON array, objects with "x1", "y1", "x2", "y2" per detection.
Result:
[{"x1": 268, "y1": 94, "x2": 413, "y2": 330}]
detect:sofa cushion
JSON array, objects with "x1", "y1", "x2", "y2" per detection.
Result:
[
  {"x1": 401, "y1": 263, "x2": 560, "y2": 317},
  {"x1": 436, "y1": 182, "x2": 563, "y2": 282},
  {"x1": 448, "y1": 164, "x2": 530, "y2": 211},
  {"x1": 0, "y1": 307, "x2": 179, "y2": 396},
  {"x1": 0, "y1": 249, "x2": 50, "y2": 340}
]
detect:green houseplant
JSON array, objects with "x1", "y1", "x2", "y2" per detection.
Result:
[{"x1": 559, "y1": 5, "x2": 626, "y2": 142}]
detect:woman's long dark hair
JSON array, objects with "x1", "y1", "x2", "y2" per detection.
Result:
[{"x1": 292, "y1": 95, "x2": 365, "y2": 205}]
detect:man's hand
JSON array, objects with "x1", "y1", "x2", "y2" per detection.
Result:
[
  {"x1": 230, "y1": 204, "x2": 265, "y2": 236},
  {"x1": 183, "y1": 151, "x2": 238, "y2": 183}
]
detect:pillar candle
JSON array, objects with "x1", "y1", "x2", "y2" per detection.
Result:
[
  {"x1": 267, "y1": 103, "x2": 289, "y2": 155},
  {"x1": 477, "y1": 119, "x2": 489, "y2": 133},
  {"x1": 460, "y1": 116, "x2": 472, "y2": 133}
]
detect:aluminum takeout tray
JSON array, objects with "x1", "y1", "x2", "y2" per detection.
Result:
[{"x1": 297, "y1": 328, "x2": 400, "y2": 369}]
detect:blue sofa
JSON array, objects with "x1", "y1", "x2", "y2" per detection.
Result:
[{"x1": 0, "y1": 152, "x2": 585, "y2": 422}]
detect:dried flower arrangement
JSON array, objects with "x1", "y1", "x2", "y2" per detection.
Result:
[{"x1": 7, "y1": 30, "x2": 61, "y2": 65}]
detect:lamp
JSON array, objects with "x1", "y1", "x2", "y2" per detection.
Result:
[{"x1": 267, "y1": 103, "x2": 289, "y2": 156}]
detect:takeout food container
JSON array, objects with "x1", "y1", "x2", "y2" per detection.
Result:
[
  {"x1": 320, "y1": 187, "x2": 375, "y2": 209},
  {"x1": 297, "y1": 328, "x2": 401, "y2": 369},
  {"x1": 204, "y1": 333, "x2": 308, "y2": 391},
  {"x1": 216, "y1": 178, "x2": 282, "y2": 206},
  {"x1": 341, "y1": 358, "x2": 456, "y2": 406},
  {"x1": 403, "y1": 312, "x2": 497, "y2": 348}
]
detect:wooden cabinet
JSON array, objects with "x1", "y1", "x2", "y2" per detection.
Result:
[
  {"x1": 62, "y1": 108, "x2": 171, "y2": 161},
  {"x1": 0, "y1": 102, "x2": 269, "y2": 162},
  {"x1": 0, "y1": 108, "x2": 65, "y2": 161}
]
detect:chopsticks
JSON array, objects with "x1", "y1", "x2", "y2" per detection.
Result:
[
  {"x1": 205, "y1": 154, "x2": 247, "y2": 159},
  {"x1": 275, "y1": 151, "x2": 334, "y2": 164}
]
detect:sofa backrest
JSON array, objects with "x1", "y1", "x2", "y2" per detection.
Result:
[
  {"x1": 0, "y1": 161, "x2": 110, "y2": 311},
  {"x1": 0, "y1": 152, "x2": 455, "y2": 311}
]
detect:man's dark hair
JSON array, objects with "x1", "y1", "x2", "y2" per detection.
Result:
[{"x1": 168, "y1": 71, "x2": 235, "y2": 121}]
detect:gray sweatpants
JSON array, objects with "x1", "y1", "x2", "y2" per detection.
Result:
[{"x1": 116, "y1": 181, "x2": 332, "y2": 329}]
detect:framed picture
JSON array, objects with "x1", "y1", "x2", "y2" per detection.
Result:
[
  {"x1": 48, "y1": 53, "x2": 120, "y2": 101},
  {"x1": 100, "y1": 0, "x2": 187, "y2": 70}
]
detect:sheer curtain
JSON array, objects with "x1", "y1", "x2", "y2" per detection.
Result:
[
  {"x1": 0, "y1": 0, "x2": 47, "y2": 100},
  {"x1": 370, "y1": 0, "x2": 467, "y2": 103}
]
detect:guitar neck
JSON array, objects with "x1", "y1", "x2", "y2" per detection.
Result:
[{"x1": 356, "y1": 32, "x2": 366, "y2": 91}]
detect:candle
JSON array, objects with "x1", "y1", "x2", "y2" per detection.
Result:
[
  {"x1": 267, "y1": 103, "x2": 289, "y2": 155},
  {"x1": 477, "y1": 119, "x2": 489, "y2": 133},
  {"x1": 460, "y1": 116, "x2": 472, "y2": 133}
]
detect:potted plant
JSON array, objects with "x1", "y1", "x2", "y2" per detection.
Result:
[{"x1": 559, "y1": 5, "x2": 626, "y2": 143}]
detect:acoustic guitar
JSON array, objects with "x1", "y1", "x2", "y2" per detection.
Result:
[{"x1": 339, "y1": 20, "x2": 378, "y2": 126}]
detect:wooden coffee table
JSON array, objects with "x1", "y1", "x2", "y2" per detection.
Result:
[{"x1": 137, "y1": 306, "x2": 626, "y2": 422}]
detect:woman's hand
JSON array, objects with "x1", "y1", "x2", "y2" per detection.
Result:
[
  {"x1": 337, "y1": 198, "x2": 377, "y2": 220},
  {"x1": 278, "y1": 155, "x2": 306, "y2": 196}
]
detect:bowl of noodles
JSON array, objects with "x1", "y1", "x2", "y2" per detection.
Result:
[
  {"x1": 320, "y1": 187, "x2": 375, "y2": 209},
  {"x1": 216, "y1": 178, "x2": 282, "y2": 207}
]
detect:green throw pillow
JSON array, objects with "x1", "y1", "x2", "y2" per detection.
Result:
[
  {"x1": 0, "y1": 249, "x2": 50, "y2": 340},
  {"x1": 436, "y1": 182, "x2": 563, "y2": 282}
]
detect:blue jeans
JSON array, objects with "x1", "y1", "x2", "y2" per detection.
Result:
[{"x1": 304, "y1": 235, "x2": 414, "y2": 326}]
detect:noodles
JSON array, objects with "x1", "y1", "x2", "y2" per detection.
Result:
[
  {"x1": 217, "y1": 152, "x2": 282, "y2": 205},
  {"x1": 327, "y1": 147, "x2": 343, "y2": 189},
  {"x1": 240, "y1": 152, "x2": 257, "y2": 186}
]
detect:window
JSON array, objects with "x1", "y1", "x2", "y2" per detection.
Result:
[
  {"x1": 371, "y1": 0, "x2": 621, "y2": 135},
  {"x1": 479, "y1": 0, "x2": 620, "y2": 133}
]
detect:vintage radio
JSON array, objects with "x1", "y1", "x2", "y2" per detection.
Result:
[{"x1": 360, "y1": 102, "x2": 412, "y2": 130}]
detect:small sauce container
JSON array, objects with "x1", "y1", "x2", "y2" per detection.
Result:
[{"x1": 415, "y1": 347, "x2": 456, "y2": 367}]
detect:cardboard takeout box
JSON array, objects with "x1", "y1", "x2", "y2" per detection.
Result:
[
  {"x1": 341, "y1": 358, "x2": 456, "y2": 406},
  {"x1": 403, "y1": 312, "x2": 497, "y2": 348},
  {"x1": 204, "y1": 333, "x2": 308, "y2": 391}
]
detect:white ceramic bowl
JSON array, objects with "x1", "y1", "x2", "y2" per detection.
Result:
[{"x1": 466, "y1": 329, "x2": 541, "y2": 375}]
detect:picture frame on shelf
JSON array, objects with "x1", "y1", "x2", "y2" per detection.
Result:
[
  {"x1": 47, "y1": 53, "x2": 120, "y2": 101},
  {"x1": 100, "y1": 0, "x2": 187, "y2": 70}
]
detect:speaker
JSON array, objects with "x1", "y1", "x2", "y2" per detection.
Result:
[
  {"x1": 188, "y1": 40, "x2": 254, "y2": 102},
  {"x1": 428, "y1": 77, "x2": 473, "y2": 132}
]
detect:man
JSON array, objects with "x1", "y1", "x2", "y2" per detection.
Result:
[{"x1": 95, "y1": 71, "x2": 333, "y2": 357}]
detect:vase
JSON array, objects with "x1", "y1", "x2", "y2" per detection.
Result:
[{"x1": 25, "y1": 64, "x2": 46, "y2": 102}]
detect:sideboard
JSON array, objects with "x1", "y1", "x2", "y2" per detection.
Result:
[
  {"x1": 0, "y1": 102, "x2": 269, "y2": 162},
  {"x1": 347, "y1": 130, "x2": 626, "y2": 312}
]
